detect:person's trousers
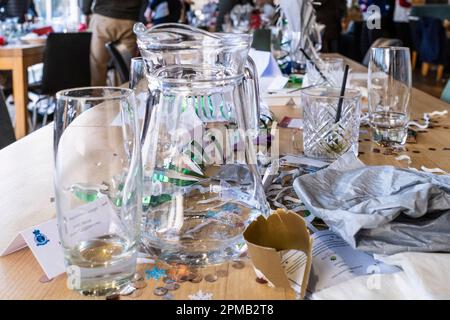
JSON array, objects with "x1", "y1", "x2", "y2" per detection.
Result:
[
  {"x1": 89, "y1": 14, "x2": 137, "y2": 86},
  {"x1": 395, "y1": 22, "x2": 413, "y2": 50}
]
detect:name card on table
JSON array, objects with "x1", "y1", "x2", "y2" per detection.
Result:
[
  {"x1": 0, "y1": 219, "x2": 65, "y2": 279},
  {"x1": 1, "y1": 196, "x2": 155, "y2": 281},
  {"x1": 1, "y1": 196, "x2": 117, "y2": 279}
]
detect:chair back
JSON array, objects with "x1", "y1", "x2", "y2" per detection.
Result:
[
  {"x1": 410, "y1": 4, "x2": 450, "y2": 22},
  {"x1": 41, "y1": 32, "x2": 92, "y2": 95},
  {"x1": 252, "y1": 29, "x2": 271, "y2": 52},
  {"x1": 105, "y1": 41, "x2": 133, "y2": 84},
  {"x1": 0, "y1": 89, "x2": 15, "y2": 149},
  {"x1": 362, "y1": 38, "x2": 403, "y2": 66}
]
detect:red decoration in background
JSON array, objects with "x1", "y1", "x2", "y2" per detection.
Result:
[
  {"x1": 0, "y1": 36, "x2": 5, "y2": 46},
  {"x1": 399, "y1": 0, "x2": 412, "y2": 8},
  {"x1": 250, "y1": 10, "x2": 262, "y2": 30},
  {"x1": 78, "y1": 23, "x2": 88, "y2": 32},
  {"x1": 32, "y1": 26, "x2": 54, "y2": 36}
]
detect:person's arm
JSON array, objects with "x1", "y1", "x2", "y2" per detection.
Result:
[{"x1": 78, "y1": 0, "x2": 94, "y2": 15}]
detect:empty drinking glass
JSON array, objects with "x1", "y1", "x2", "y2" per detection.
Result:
[
  {"x1": 54, "y1": 87, "x2": 142, "y2": 295},
  {"x1": 301, "y1": 87, "x2": 361, "y2": 161},
  {"x1": 305, "y1": 57, "x2": 345, "y2": 87},
  {"x1": 368, "y1": 47, "x2": 412, "y2": 146}
]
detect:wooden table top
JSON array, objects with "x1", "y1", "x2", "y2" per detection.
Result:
[
  {"x1": 0, "y1": 54, "x2": 449, "y2": 300},
  {"x1": 0, "y1": 43, "x2": 45, "y2": 58}
]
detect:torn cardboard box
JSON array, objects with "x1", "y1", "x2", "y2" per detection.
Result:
[{"x1": 243, "y1": 209, "x2": 313, "y2": 299}]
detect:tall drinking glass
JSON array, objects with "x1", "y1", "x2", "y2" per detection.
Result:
[
  {"x1": 54, "y1": 87, "x2": 142, "y2": 296},
  {"x1": 368, "y1": 47, "x2": 412, "y2": 146}
]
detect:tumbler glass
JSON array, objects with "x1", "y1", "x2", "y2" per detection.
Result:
[
  {"x1": 368, "y1": 47, "x2": 412, "y2": 146},
  {"x1": 54, "y1": 87, "x2": 142, "y2": 296},
  {"x1": 301, "y1": 87, "x2": 361, "y2": 161},
  {"x1": 305, "y1": 57, "x2": 345, "y2": 87}
]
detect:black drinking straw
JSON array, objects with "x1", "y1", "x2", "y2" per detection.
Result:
[
  {"x1": 335, "y1": 64, "x2": 350, "y2": 123},
  {"x1": 300, "y1": 48, "x2": 329, "y2": 83}
]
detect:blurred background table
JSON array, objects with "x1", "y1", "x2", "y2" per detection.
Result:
[
  {"x1": 0, "y1": 43, "x2": 45, "y2": 139},
  {"x1": 0, "y1": 54, "x2": 449, "y2": 300}
]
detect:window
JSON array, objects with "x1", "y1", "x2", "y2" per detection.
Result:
[{"x1": 34, "y1": 0, "x2": 80, "y2": 24}]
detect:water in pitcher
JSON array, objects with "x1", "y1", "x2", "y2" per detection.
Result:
[{"x1": 135, "y1": 23, "x2": 270, "y2": 266}]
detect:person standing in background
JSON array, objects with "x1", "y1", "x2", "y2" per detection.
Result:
[
  {"x1": 1, "y1": 0, "x2": 30, "y2": 23},
  {"x1": 180, "y1": 0, "x2": 194, "y2": 24},
  {"x1": 359, "y1": 0, "x2": 390, "y2": 56},
  {"x1": 315, "y1": 0, "x2": 347, "y2": 53},
  {"x1": 215, "y1": 0, "x2": 238, "y2": 32},
  {"x1": 393, "y1": 0, "x2": 412, "y2": 49},
  {"x1": 79, "y1": 0, "x2": 146, "y2": 86},
  {"x1": 144, "y1": 0, "x2": 182, "y2": 25}
]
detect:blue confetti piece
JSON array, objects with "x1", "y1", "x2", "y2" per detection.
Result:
[
  {"x1": 222, "y1": 203, "x2": 240, "y2": 213},
  {"x1": 145, "y1": 267, "x2": 167, "y2": 280},
  {"x1": 205, "y1": 210, "x2": 216, "y2": 218}
]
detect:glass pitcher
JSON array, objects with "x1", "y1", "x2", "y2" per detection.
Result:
[{"x1": 134, "y1": 23, "x2": 270, "y2": 266}]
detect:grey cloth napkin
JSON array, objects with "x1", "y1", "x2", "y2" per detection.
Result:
[{"x1": 293, "y1": 152, "x2": 450, "y2": 255}]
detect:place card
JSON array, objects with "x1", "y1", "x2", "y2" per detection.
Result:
[
  {"x1": 0, "y1": 196, "x2": 118, "y2": 280},
  {"x1": 1, "y1": 219, "x2": 65, "y2": 279}
]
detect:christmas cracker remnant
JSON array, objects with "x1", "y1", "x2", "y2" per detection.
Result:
[{"x1": 243, "y1": 209, "x2": 313, "y2": 299}]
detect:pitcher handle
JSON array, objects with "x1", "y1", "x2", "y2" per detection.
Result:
[{"x1": 244, "y1": 56, "x2": 261, "y2": 133}]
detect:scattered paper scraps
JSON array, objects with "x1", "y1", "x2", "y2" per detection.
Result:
[
  {"x1": 395, "y1": 155, "x2": 448, "y2": 174},
  {"x1": 395, "y1": 155, "x2": 412, "y2": 165},
  {"x1": 421, "y1": 166, "x2": 448, "y2": 174},
  {"x1": 408, "y1": 110, "x2": 448, "y2": 129}
]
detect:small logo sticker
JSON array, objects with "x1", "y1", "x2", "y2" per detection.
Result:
[{"x1": 33, "y1": 229, "x2": 49, "y2": 246}]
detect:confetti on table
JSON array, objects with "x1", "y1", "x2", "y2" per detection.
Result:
[
  {"x1": 420, "y1": 166, "x2": 448, "y2": 174},
  {"x1": 204, "y1": 274, "x2": 218, "y2": 282},
  {"x1": 153, "y1": 286, "x2": 168, "y2": 296},
  {"x1": 145, "y1": 267, "x2": 167, "y2": 280},
  {"x1": 162, "y1": 293, "x2": 174, "y2": 300},
  {"x1": 188, "y1": 290, "x2": 213, "y2": 300},
  {"x1": 395, "y1": 155, "x2": 412, "y2": 165},
  {"x1": 408, "y1": 110, "x2": 448, "y2": 129}
]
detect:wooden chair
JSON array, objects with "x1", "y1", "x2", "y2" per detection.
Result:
[
  {"x1": 0, "y1": 89, "x2": 16, "y2": 149},
  {"x1": 409, "y1": 5, "x2": 450, "y2": 81}
]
